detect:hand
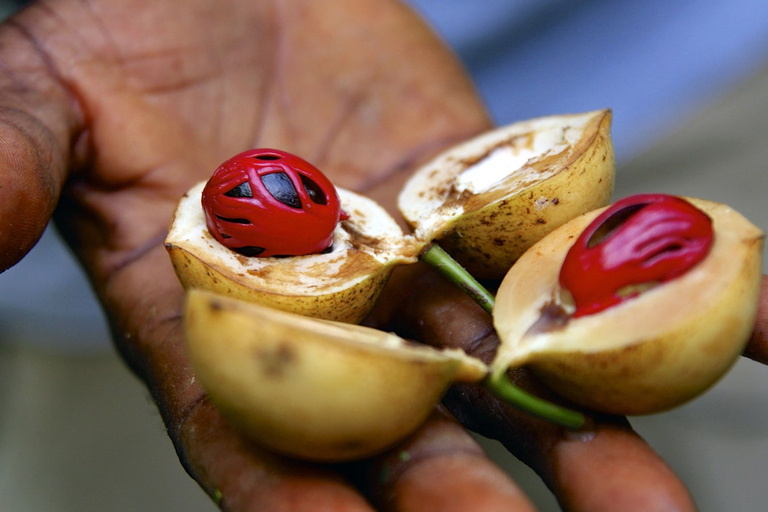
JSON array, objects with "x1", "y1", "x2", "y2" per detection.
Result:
[{"x1": 0, "y1": 1, "x2": 759, "y2": 510}]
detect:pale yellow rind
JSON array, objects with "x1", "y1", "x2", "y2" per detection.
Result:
[
  {"x1": 166, "y1": 182, "x2": 420, "y2": 323},
  {"x1": 184, "y1": 289, "x2": 487, "y2": 461},
  {"x1": 493, "y1": 198, "x2": 764, "y2": 415},
  {"x1": 398, "y1": 110, "x2": 615, "y2": 278}
]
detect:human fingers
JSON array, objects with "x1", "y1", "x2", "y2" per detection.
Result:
[
  {"x1": 354, "y1": 408, "x2": 538, "y2": 512},
  {"x1": 444, "y1": 381, "x2": 696, "y2": 512},
  {"x1": 179, "y1": 368, "x2": 541, "y2": 512},
  {"x1": 0, "y1": 7, "x2": 82, "y2": 272},
  {"x1": 382, "y1": 265, "x2": 697, "y2": 512},
  {"x1": 175, "y1": 392, "x2": 375, "y2": 512},
  {"x1": 743, "y1": 275, "x2": 768, "y2": 364}
]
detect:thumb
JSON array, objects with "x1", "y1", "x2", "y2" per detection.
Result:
[{"x1": 0, "y1": 13, "x2": 83, "y2": 272}]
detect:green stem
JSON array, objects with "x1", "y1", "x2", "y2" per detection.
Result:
[
  {"x1": 420, "y1": 243, "x2": 585, "y2": 430},
  {"x1": 420, "y1": 244, "x2": 495, "y2": 315},
  {"x1": 484, "y1": 372, "x2": 585, "y2": 429}
]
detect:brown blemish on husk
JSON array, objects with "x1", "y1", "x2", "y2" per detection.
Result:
[
  {"x1": 526, "y1": 301, "x2": 572, "y2": 336},
  {"x1": 256, "y1": 342, "x2": 297, "y2": 378}
]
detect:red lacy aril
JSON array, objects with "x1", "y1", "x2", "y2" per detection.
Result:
[
  {"x1": 559, "y1": 193, "x2": 714, "y2": 317},
  {"x1": 201, "y1": 149, "x2": 349, "y2": 257}
]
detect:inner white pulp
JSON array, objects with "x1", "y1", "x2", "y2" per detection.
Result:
[{"x1": 455, "y1": 129, "x2": 571, "y2": 195}]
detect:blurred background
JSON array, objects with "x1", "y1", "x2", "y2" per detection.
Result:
[{"x1": 1, "y1": 0, "x2": 767, "y2": 510}]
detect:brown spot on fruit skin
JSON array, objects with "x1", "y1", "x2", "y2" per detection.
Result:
[{"x1": 256, "y1": 342, "x2": 297, "y2": 377}]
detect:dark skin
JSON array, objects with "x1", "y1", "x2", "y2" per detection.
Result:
[{"x1": 0, "y1": 0, "x2": 766, "y2": 510}]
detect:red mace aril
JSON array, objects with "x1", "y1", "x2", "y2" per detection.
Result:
[
  {"x1": 559, "y1": 193, "x2": 714, "y2": 317},
  {"x1": 201, "y1": 148, "x2": 349, "y2": 257}
]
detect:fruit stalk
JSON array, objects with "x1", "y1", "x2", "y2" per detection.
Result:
[
  {"x1": 420, "y1": 243, "x2": 495, "y2": 314},
  {"x1": 420, "y1": 243, "x2": 586, "y2": 429},
  {"x1": 483, "y1": 373, "x2": 586, "y2": 429}
]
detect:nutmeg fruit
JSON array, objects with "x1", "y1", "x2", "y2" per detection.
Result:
[
  {"x1": 184, "y1": 289, "x2": 487, "y2": 461},
  {"x1": 398, "y1": 110, "x2": 615, "y2": 279},
  {"x1": 492, "y1": 196, "x2": 764, "y2": 415},
  {"x1": 166, "y1": 182, "x2": 420, "y2": 323}
]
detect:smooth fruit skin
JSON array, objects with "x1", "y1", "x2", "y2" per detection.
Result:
[
  {"x1": 493, "y1": 198, "x2": 764, "y2": 415},
  {"x1": 166, "y1": 182, "x2": 419, "y2": 323},
  {"x1": 184, "y1": 289, "x2": 487, "y2": 461},
  {"x1": 398, "y1": 110, "x2": 615, "y2": 279}
]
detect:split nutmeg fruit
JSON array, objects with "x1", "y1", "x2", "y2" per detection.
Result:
[
  {"x1": 399, "y1": 109, "x2": 614, "y2": 279},
  {"x1": 165, "y1": 150, "x2": 420, "y2": 324},
  {"x1": 492, "y1": 194, "x2": 765, "y2": 415}
]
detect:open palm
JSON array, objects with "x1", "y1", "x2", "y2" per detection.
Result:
[{"x1": 4, "y1": 1, "x2": 761, "y2": 511}]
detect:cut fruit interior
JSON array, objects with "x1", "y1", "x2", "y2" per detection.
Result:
[
  {"x1": 398, "y1": 110, "x2": 615, "y2": 278},
  {"x1": 492, "y1": 197, "x2": 765, "y2": 415},
  {"x1": 184, "y1": 289, "x2": 487, "y2": 461},
  {"x1": 166, "y1": 181, "x2": 421, "y2": 323}
]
